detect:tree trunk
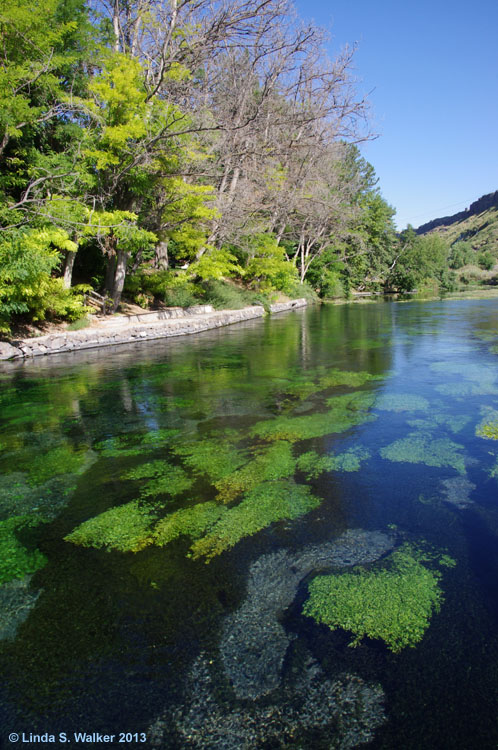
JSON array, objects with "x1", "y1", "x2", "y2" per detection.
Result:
[
  {"x1": 105, "y1": 254, "x2": 117, "y2": 293},
  {"x1": 111, "y1": 250, "x2": 129, "y2": 312},
  {"x1": 63, "y1": 251, "x2": 76, "y2": 289},
  {"x1": 155, "y1": 240, "x2": 169, "y2": 270}
]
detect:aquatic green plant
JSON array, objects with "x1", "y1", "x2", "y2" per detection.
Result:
[
  {"x1": 406, "y1": 414, "x2": 470, "y2": 434},
  {"x1": 252, "y1": 392, "x2": 376, "y2": 443},
  {"x1": 296, "y1": 447, "x2": 370, "y2": 478},
  {"x1": 190, "y1": 480, "x2": 321, "y2": 560},
  {"x1": 95, "y1": 429, "x2": 180, "y2": 458},
  {"x1": 214, "y1": 442, "x2": 296, "y2": 503},
  {"x1": 0, "y1": 516, "x2": 47, "y2": 584},
  {"x1": 173, "y1": 438, "x2": 247, "y2": 481},
  {"x1": 475, "y1": 408, "x2": 498, "y2": 440},
  {"x1": 123, "y1": 460, "x2": 193, "y2": 498},
  {"x1": 65, "y1": 500, "x2": 157, "y2": 553},
  {"x1": 303, "y1": 544, "x2": 450, "y2": 653},
  {"x1": 380, "y1": 432, "x2": 466, "y2": 474},
  {"x1": 375, "y1": 394, "x2": 430, "y2": 412},
  {"x1": 432, "y1": 361, "x2": 498, "y2": 396},
  {"x1": 153, "y1": 502, "x2": 226, "y2": 547},
  {"x1": 17, "y1": 443, "x2": 89, "y2": 487},
  {"x1": 318, "y1": 369, "x2": 383, "y2": 389}
]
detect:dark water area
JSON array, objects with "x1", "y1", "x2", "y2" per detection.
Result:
[{"x1": 1, "y1": 299, "x2": 498, "y2": 748}]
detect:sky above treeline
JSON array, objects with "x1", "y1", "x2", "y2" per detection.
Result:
[{"x1": 294, "y1": 0, "x2": 498, "y2": 229}]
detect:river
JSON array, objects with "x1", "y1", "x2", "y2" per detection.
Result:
[{"x1": 1, "y1": 299, "x2": 498, "y2": 749}]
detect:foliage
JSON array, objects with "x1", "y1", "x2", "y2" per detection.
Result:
[
  {"x1": 449, "y1": 241, "x2": 474, "y2": 269},
  {"x1": 380, "y1": 432, "x2": 466, "y2": 474},
  {"x1": 188, "y1": 248, "x2": 241, "y2": 282},
  {"x1": 387, "y1": 229, "x2": 450, "y2": 293},
  {"x1": 478, "y1": 251, "x2": 495, "y2": 271},
  {"x1": 244, "y1": 234, "x2": 298, "y2": 293},
  {"x1": 303, "y1": 544, "x2": 451, "y2": 652},
  {"x1": 65, "y1": 500, "x2": 157, "y2": 553},
  {"x1": 0, "y1": 229, "x2": 88, "y2": 331},
  {"x1": 0, "y1": 516, "x2": 47, "y2": 584}
]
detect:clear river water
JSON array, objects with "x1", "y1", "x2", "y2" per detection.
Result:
[{"x1": 2, "y1": 299, "x2": 498, "y2": 749}]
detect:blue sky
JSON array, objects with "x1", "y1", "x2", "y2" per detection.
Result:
[{"x1": 294, "y1": 0, "x2": 498, "y2": 229}]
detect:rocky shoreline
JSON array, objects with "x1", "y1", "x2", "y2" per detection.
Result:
[{"x1": 0, "y1": 299, "x2": 307, "y2": 361}]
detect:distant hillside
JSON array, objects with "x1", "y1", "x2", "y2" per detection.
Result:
[{"x1": 416, "y1": 191, "x2": 498, "y2": 255}]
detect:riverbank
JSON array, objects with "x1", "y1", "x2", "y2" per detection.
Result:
[{"x1": 0, "y1": 299, "x2": 307, "y2": 361}]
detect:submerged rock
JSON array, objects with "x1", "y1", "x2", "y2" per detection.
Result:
[
  {"x1": 148, "y1": 653, "x2": 385, "y2": 750},
  {"x1": 0, "y1": 575, "x2": 40, "y2": 640},
  {"x1": 220, "y1": 529, "x2": 394, "y2": 700}
]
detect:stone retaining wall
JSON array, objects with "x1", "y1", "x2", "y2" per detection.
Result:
[
  {"x1": 0, "y1": 298, "x2": 308, "y2": 361},
  {"x1": 269, "y1": 298, "x2": 307, "y2": 313},
  {"x1": 1, "y1": 306, "x2": 265, "y2": 360}
]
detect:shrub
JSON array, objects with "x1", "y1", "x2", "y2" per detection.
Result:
[{"x1": 478, "y1": 251, "x2": 495, "y2": 271}]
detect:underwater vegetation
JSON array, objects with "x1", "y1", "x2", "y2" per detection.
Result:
[
  {"x1": 406, "y1": 413, "x2": 470, "y2": 434},
  {"x1": 190, "y1": 480, "x2": 321, "y2": 560},
  {"x1": 0, "y1": 516, "x2": 47, "y2": 584},
  {"x1": 214, "y1": 441, "x2": 296, "y2": 503},
  {"x1": 432, "y1": 361, "x2": 498, "y2": 397},
  {"x1": 220, "y1": 530, "x2": 394, "y2": 700},
  {"x1": 375, "y1": 393, "x2": 430, "y2": 412},
  {"x1": 153, "y1": 502, "x2": 226, "y2": 547},
  {"x1": 122, "y1": 460, "x2": 194, "y2": 499},
  {"x1": 303, "y1": 544, "x2": 454, "y2": 653},
  {"x1": 173, "y1": 437, "x2": 247, "y2": 482},
  {"x1": 380, "y1": 432, "x2": 466, "y2": 474},
  {"x1": 65, "y1": 500, "x2": 157, "y2": 553},
  {"x1": 251, "y1": 391, "x2": 377, "y2": 442},
  {"x1": 296, "y1": 447, "x2": 370, "y2": 478},
  {"x1": 95, "y1": 429, "x2": 180, "y2": 458},
  {"x1": 475, "y1": 407, "x2": 498, "y2": 440}
]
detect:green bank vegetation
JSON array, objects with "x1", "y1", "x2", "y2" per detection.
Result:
[{"x1": 2, "y1": 0, "x2": 487, "y2": 336}]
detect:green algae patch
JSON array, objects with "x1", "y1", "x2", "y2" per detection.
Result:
[
  {"x1": 65, "y1": 501, "x2": 157, "y2": 553},
  {"x1": 406, "y1": 414, "x2": 470, "y2": 434},
  {"x1": 0, "y1": 516, "x2": 47, "y2": 584},
  {"x1": 214, "y1": 442, "x2": 296, "y2": 504},
  {"x1": 296, "y1": 447, "x2": 370, "y2": 478},
  {"x1": 375, "y1": 394, "x2": 430, "y2": 413},
  {"x1": 123, "y1": 460, "x2": 194, "y2": 498},
  {"x1": 173, "y1": 438, "x2": 247, "y2": 482},
  {"x1": 190, "y1": 481, "x2": 321, "y2": 561},
  {"x1": 303, "y1": 545, "x2": 449, "y2": 653},
  {"x1": 318, "y1": 369, "x2": 383, "y2": 389},
  {"x1": 153, "y1": 502, "x2": 226, "y2": 547},
  {"x1": 95, "y1": 429, "x2": 180, "y2": 458},
  {"x1": 251, "y1": 392, "x2": 377, "y2": 443},
  {"x1": 475, "y1": 408, "x2": 498, "y2": 440},
  {"x1": 380, "y1": 432, "x2": 466, "y2": 474}
]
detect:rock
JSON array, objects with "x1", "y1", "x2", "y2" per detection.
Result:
[
  {"x1": 0, "y1": 576, "x2": 40, "y2": 640},
  {"x1": 149, "y1": 653, "x2": 386, "y2": 749},
  {"x1": 0, "y1": 341, "x2": 22, "y2": 360},
  {"x1": 220, "y1": 529, "x2": 394, "y2": 699}
]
